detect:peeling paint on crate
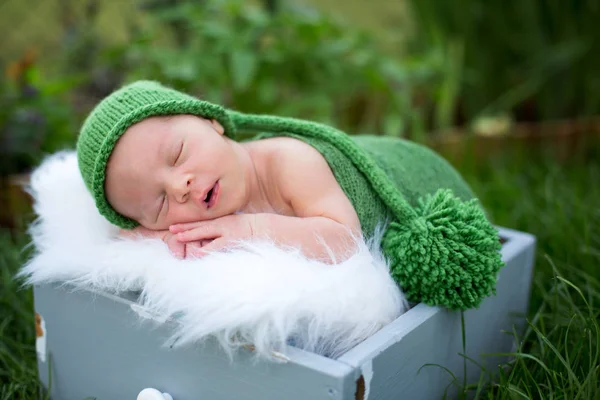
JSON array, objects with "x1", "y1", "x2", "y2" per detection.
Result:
[
  {"x1": 35, "y1": 312, "x2": 47, "y2": 363},
  {"x1": 355, "y1": 375, "x2": 365, "y2": 399},
  {"x1": 360, "y1": 360, "x2": 374, "y2": 399}
]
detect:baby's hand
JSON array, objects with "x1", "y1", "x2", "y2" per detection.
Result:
[
  {"x1": 169, "y1": 214, "x2": 257, "y2": 256},
  {"x1": 119, "y1": 227, "x2": 209, "y2": 259}
]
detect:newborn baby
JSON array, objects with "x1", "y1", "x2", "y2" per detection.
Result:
[
  {"x1": 76, "y1": 80, "x2": 503, "y2": 310},
  {"x1": 106, "y1": 114, "x2": 360, "y2": 260}
]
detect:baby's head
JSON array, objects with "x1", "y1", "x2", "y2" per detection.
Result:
[{"x1": 77, "y1": 81, "x2": 246, "y2": 230}]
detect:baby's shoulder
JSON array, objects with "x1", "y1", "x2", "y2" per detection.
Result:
[
  {"x1": 257, "y1": 136, "x2": 334, "y2": 191},
  {"x1": 258, "y1": 136, "x2": 328, "y2": 168}
]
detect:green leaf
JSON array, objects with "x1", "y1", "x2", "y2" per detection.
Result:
[
  {"x1": 163, "y1": 59, "x2": 197, "y2": 83},
  {"x1": 383, "y1": 113, "x2": 404, "y2": 137},
  {"x1": 229, "y1": 49, "x2": 258, "y2": 91}
]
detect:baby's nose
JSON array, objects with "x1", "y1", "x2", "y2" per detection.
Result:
[
  {"x1": 172, "y1": 176, "x2": 193, "y2": 202},
  {"x1": 179, "y1": 180, "x2": 192, "y2": 201},
  {"x1": 186, "y1": 180, "x2": 203, "y2": 201}
]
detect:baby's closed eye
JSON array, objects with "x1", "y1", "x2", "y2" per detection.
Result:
[{"x1": 172, "y1": 140, "x2": 184, "y2": 166}]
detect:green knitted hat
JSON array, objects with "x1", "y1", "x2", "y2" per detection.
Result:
[{"x1": 76, "y1": 80, "x2": 237, "y2": 229}]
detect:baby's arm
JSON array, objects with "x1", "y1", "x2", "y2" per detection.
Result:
[
  {"x1": 171, "y1": 212, "x2": 357, "y2": 262},
  {"x1": 262, "y1": 140, "x2": 362, "y2": 260},
  {"x1": 257, "y1": 213, "x2": 359, "y2": 261}
]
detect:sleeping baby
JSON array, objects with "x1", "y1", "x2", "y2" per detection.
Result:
[
  {"x1": 76, "y1": 80, "x2": 503, "y2": 310},
  {"x1": 104, "y1": 112, "x2": 361, "y2": 261}
]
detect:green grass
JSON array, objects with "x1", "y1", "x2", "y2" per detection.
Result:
[
  {"x1": 0, "y1": 141, "x2": 599, "y2": 399},
  {"x1": 453, "y1": 143, "x2": 600, "y2": 399},
  {"x1": 0, "y1": 230, "x2": 39, "y2": 399}
]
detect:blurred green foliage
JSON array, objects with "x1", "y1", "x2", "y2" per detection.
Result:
[
  {"x1": 1, "y1": 0, "x2": 599, "y2": 175},
  {"x1": 0, "y1": 59, "x2": 80, "y2": 176},
  {"x1": 112, "y1": 0, "x2": 422, "y2": 137},
  {"x1": 406, "y1": 0, "x2": 600, "y2": 130},
  {"x1": 1, "y1": 0, "x2": 434, "y2": 175}
]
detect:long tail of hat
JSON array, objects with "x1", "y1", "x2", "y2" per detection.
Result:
[{"x1": 228, "y1": 110, "x2": 418, "y2": 223}]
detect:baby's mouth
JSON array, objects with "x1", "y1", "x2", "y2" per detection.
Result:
[
  {"x1": 204, "y1": 187, "x2": 214, "y2": 203},
  {"x1": 204, "y1": 181, "x2": 220, "y2": 209}
]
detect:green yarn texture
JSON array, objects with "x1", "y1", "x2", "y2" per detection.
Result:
[
  {"x1": 77, "y1": 81, "x2": 504, "y2": 310},
  {"x1": 381, "y1": 190, "x2": 502, "y2": 309}
]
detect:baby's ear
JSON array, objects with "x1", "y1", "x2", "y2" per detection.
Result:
[{"x1": 209, "y1": 119, "x2": 225, "y2": 135}]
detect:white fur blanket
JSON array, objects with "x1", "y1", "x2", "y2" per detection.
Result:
[{"x1": 19, "y1": 152, "x2": 407, "y2": 360}]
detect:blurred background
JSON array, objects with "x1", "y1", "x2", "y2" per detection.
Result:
[{"x1": 1, "y1": 0, "x2": 599, "y2": 398}]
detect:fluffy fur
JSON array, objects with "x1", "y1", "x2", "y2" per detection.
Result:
[{"x1": 19, "y1": 151, "x2": 408, "y2": 360}]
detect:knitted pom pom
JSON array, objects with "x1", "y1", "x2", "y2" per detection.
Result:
[{"x1": 382, "y1": 189, "x2": 503, "y2": 310}]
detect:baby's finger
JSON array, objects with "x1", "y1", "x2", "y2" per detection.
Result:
[
  {"x1": 170, "y1": 215, "x2": 234, "y2": 233},
  {"x1": 194, "y1": 238, "x2": 228, "y2": 255},
  {"x1": 184, "y1": 242, "x2": 207, "y2": 259},
  {"x1": 175, "y1": 224, "x2": 221, "y2": 242},
  {"x1": 166, "y1": 235, "x2": 186, "y2": 259},
  {"x1": 169, "y1": 221, "x2": 204, "y2": 233}
]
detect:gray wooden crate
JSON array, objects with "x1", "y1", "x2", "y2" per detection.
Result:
[{"x1": 33, "y1": 227, "x2": 535, "y2": 400}]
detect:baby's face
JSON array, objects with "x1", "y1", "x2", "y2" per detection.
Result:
[{"x1": 105, "y1": 115, "x2": 248, "y2": 230}]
